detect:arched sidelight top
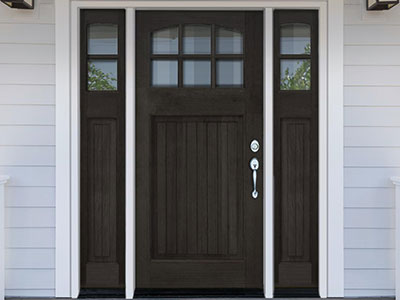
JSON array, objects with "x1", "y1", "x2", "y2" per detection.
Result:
[
  {"x1": 152, "y1": 26, "x2": 179, "y2": 55},
  {"x1": 88, "y1": 23, "x2": 118, "y2": 55},
  {"x1": 280, "y1": 23, "x2": 311, "y2": 55}
]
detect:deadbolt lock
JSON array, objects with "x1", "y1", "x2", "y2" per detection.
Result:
[{"x1": 250, "y1": 140, "x2": 260, "y2": 153}]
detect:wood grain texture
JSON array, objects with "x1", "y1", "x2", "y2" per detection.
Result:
[
  {"x1": 273, "y1": 10, "x2": 319, "y2": 290},
  {"x1": 136, "y1": 11, "x2": 263, "y2": 290},
  {"x1": 80, "y1": 10, "x2": 125, "y2": 289},
  {"x1": 152, "y1": 118, "x2": 242, "y2": 259}
]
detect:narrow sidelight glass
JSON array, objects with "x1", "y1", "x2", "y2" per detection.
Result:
[
  {"x1": 88, "y1": 24, "x2": 118, "y2": 55},
  {"x1": 280, "y1": 23, "x2": 311, "y2": 55},
  {"x1": 88, "y1": 59, "x2": 118, "y2": 91},
  {"x1": 280, "y1": 59, "x2": 311, "y2": 90}
]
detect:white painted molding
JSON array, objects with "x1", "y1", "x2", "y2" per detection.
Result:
[
  {"x1": 327, "y1": 0, "x2": 344, "y2": 297},
  {"x1": 392, "y1": 176, "x2": 400, "y2": 300},
  {"x1": 0, "y1": 175, "x2": 10, "y2": 300},
  {"x1": 55, "y1": 0, "x2": 72, "y2": 297},
  {"x1": 264, "y1": 7, "x2": 274, "y2": 299},
  {"x1": 58, "y1": 1, "x2": 344, "y2": 298},
  {"x1": 125, "y1": 7, "x2": 136, "y2": 299}
]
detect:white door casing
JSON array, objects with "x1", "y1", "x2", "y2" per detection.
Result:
[{"x1": 55, "y1": 1, "x2": 344, "y2": 298}]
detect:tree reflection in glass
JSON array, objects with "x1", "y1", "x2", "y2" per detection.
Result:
[
  {"x1": 88, "y1": 60, "x2": 118, "y2": 91},
  {"x1": 280, "y1": 44, "x2": 311, "y2": 91}
]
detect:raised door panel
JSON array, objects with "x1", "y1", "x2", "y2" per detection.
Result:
[
  {"x1": 152, "y1": 117, "x2": 243, "y2": 259},
  {"x1": 278, "y1": 118, "x2": 312, "y2": 286}
]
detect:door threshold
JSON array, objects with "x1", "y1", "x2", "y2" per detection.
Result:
[
  {"x1": 274, "y1": 288, "x2": 319, "y2": 298},
  {"x1": 134, "y1": 288, "x2": 264, "y2": 298},
  {"x1": 79, "y1": 288, "x2": 125, "y2": 298}
]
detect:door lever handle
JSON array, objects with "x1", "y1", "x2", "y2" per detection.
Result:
[{"x1": 250, "y1": 158, "x2": 259, "y2": 199}]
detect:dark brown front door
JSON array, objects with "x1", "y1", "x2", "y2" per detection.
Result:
[
  {"x1": 273, "y1": 10, "x2": 319, "y2": 295},
  {"x1": 136, "y1": 11, "x2": 263, "y2": 292},
  {"x1": 80, "y1": 10, "x2": 126, "y2": 290}
]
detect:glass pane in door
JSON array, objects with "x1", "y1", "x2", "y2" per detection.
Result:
[
  {"x1": 216, "y1": 60, "x2": 243, "y2": 87},
  {"x1": 216, "y1": 27, "x2": 243, "y2": 54},
  {"x1": 152, "y1": 27, "x2": 179, "y2": 54},
  {"x1": 183, "y1": 60, "x2": 211, "y2": 86},
  {"x1": 88, "y1": 59, "x2": 118, "y2": 91},
  {"x1": 152, "y1": 60, "x2": 178, "y2": 87},
  {"x1": 280, "y1": 59, "x2": 311, "y2": 90},
  {"x1": 88, "y1": 24, "x2": 118, "y2": 55},
  {"x1": 280, "y1": 23, "x2": 311, "y2": 55},
  {"x1": 183, "y1": 25, "x2": 211, "y2": 54}
]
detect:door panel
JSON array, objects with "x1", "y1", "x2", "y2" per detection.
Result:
[
  {"x1": 136, "y1": 11, "x2": 263, "y2": 290},
  {"x1": 274, "y1": 10, "x2": 319, "y2": 294},
  {"x1": 80, "y1": 10, "x2": 126, "y2": 289},
  {"x1": 152, "y1": 117, "x2": 243, "y2": 259}
]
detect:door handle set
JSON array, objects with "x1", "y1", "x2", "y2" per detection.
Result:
[
  {"x1": 249, "y1": 139, "x2": 260, "y2": 199},
  {"x1": 250, "y1": 158, "x2": 259, "y2": 199}
]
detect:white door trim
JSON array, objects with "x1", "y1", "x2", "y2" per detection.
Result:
[{"x1": 55, "y1": 1, "x2": 344, "y2": 298}]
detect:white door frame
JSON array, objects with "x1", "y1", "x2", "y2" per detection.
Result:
[{"x1": 55, "y1": 1, "x2": 344, "y2": 298}]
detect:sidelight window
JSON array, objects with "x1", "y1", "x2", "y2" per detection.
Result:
[
  {"x1": 86, "y1": 23, "x2": 119, "y2": 91},
  {"x1": 151, "y1": 25, "x2": 244, "y2": 88},
  {"x1": 279, "y1": 23, "x2": 311, "y2": 91}
]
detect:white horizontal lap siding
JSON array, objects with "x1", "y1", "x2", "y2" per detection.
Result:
[
  {"x1": 344, "y1": 0, "x2": 400, "y2": 297},
  {"x1": 0, "y1": 0, "x2": 56, "y2": 297}
]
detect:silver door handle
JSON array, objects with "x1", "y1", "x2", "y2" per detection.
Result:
[{"x1": 250, "y1": 158, "x2": 259, "y2": 199}]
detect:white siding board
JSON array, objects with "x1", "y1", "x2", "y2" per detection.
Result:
[
  {"x1": 5, "y1": 269, "x2": 55, "y2": 289},
  {"x1": 0, "y1": 24, "x2": 55, "y2": 44},
  {"x1": 344, "y1": 188, "x2": 394, "y2": 208},
  {"x1": 0, "y1": 0, "x2": 55, "y2": 24},
  {"x1": 0, "y1": 105, "x2": 55, "y2": 125},
  {"x1": 344, "y1": 208, "x2": 394, "y2": 228},
  {"x1": 345, "y1": 3, "x2": 400, "y2": 25},
  {"x1": 5, "y1": 207, "x2": 55, "y2": 228},
  {"x1": 344, "y1": 24, "x2": 400, "y2": 45},
  {"x1": 345, "y1": 45, "x2": 400, "y2": 65},
  {"x1": 0, "y1": 126, "x2": 55, "y2": 146},
  {"x1": 344, "y1": 127, "x2": 400, "y2": 147},
  {"x1": 349, "y1": 108, "x2": 400, "y2": 128},
  {"x1": 0, "y1": 64, "x2": 55, "y2": 85},
  {"x1": 345, "y1": 167, "x2": 400, "y2": 188},
  {"x1": 345, "y1": 107, "x2": 400, "y2": 126},
  {"x1": 0, "y1": 2, "x2": 56, "y2": 297},
  {"x1": 345, "y1": 289, "x2": 395, "y2": 297},
  {"x1": 0, "y1": 146, "x2": 55, "y2": 166},
  {"x1": 5, "y1": 289, "x2": 55, "y2": 297},
  {"x1": 344, "y1": 86, "x2": 400, "y2": 106},
  {"x1": 345, "y1": 249, "x2": 395, "y2": 269},
  {"x1": 6, "y1": 228, "x2": 55, "y2": 248},
  {"x1": 345, "y1": 65, "x2": 400, "y2": 86},
  {"x1": 345, "y1": 147, "x2": 400, "y2": 167},
  {"x1": 5, "y1": 187, "x2": 55, "y2": 207},
  {"x1": 0, "y1": 167, "x2": 55, "y2": 187},
  {"x1": 345, "y1": 270, "x2": 394, "y2": 289},
  {"x1": 344, "y1": 228, "x2": 394, "y2": 249},
  {"x1": 0, "y1": 85, "x2": 54, "y2": 105},
  {"x1": 0, "y1": 44, "x2": 55, "y2": 64},
  {"x1": 5, "y1": 248, "x2": 55, "y2": 269}
]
